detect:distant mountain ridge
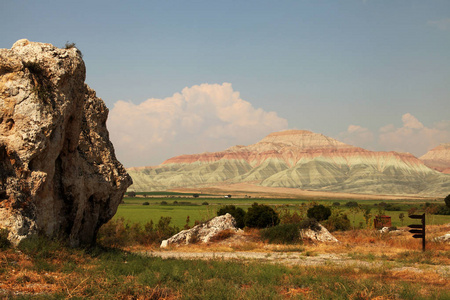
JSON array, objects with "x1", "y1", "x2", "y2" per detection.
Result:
[
  {"x1": 420, "y1": 143, "x2": 450, "y2": 174},
  {"x1": 127, "y1": 130, "x2": 450, "y2": 196}
]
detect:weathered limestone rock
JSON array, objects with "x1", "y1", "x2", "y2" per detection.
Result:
[
  {"x1": 0, "y1": 39, "x2": 132, "y2": 246},
  {"x1": 300, "y1": 223, "x2": 339, "y2": 243},
  {"x1": 161, "y1": 213, "x2": 239, "y2": 247},
  {"x1": 434, "y1": 233, "x2": 450, "y2": 243}
]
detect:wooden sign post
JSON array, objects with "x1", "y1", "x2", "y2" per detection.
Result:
[{"x1": 408, "y1": 213, "x2": 425, "y2": 251}]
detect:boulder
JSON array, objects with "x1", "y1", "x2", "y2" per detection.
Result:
[
  {"x1": 300, "y1": 223, "x2": 339, "y2": 243},
  {"x1": 0, "y1": 40, "x2": 132, "y2": 246},
  {"x1": 161, "y1": 213, "x2": 239, "y2": 247},
  {"x1": 434, "y1": 233, "x2": 450, "y2": 243}
]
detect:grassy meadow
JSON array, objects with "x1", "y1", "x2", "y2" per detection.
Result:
[
  {"x1": 1, "y1": 192, "x2": 449, "y2": 298},
  {"x1": 115, "y1": 194, "x2": 449, "y2": 229}
]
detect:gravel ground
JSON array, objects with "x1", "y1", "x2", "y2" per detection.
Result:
[{"x1": 141, "y1": 250, "x2": 450, "y2": 276}]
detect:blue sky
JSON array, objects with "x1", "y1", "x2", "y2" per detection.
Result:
[{"x1": 1, "y1": 1, "x2": 449, "y2": 166}]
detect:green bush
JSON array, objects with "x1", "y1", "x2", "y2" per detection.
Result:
[
  {"x1": 260, "y1": 218, "x2": 320, "y2": 244},
  {"x1": 142, "y1": 202, "x2": 149, "y2": 206},
  {"x1": 332, "y1": 202, "x2": 340, "y2": 206},
  {"x1": 345, "y1": 201, "x2": 358, "y2": 207},
  {"x1": 244, "y1": 203, "x2": 280, "y2": 229},
  {"x1": 202, "y1": 201, "x2": 209, "y2": 205},
  {"x1": 307, "y1": 205, "x2": 331, "y2": 221},
  {"x1": 324, "y1": 212, "x2": 351, "y2": 232},
  {"x1": 436, "y1": 204, "x2": 450, "y2": 215},
  {"x1": 385, "y1": 204, "x2": 401, "y2": 211},
  {"x1": 260, "y1": 223, "x2": 302, "y2": 244},
  {"x1": 299, "y1": 218, "x2": 321, "y2": 231},
  {"x1": 217, "y1": 205, "x2": 246, "y2": 229},
  {"x1": 445, "y1": 194, "x2": 450, "y2": 209}
]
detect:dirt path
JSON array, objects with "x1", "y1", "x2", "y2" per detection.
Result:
[{"x1": 141, "y1": 250, "x2": 450, "y2": 275}]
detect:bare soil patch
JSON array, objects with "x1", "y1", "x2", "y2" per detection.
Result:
[{"x1": 171, "y1": 183, "x2": 434, "y2": 200}]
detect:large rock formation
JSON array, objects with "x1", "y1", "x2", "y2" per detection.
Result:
[
  {"x1": 420, "y1": 143, "x2": 450, "y2": 174},
  {"x1": 0, "y1": 39, "x2": 132, "y2": 246},
  {"x1": 128, "y1": 130, "x2": 450, "y2": 197},
  {"x1": 160, "y1": 213, "x2": 239, "y2": 247}
]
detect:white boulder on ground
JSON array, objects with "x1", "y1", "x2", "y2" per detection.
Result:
[
  {"x1": 161, "y1": 213, "x2": 239, "y2": 248},
  {"x1": 300, "y1": 223, "x2": 339, "y2": 243},
  {"x1": 434, "y1": 233, "x2": 450, "y2": 243}
]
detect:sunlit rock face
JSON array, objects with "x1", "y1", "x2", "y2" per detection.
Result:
[
  {"x1": 128, "y1": 130, "x2": 450, "y2": 197},
  {"x1": 0, "y1": 40, "x2": 132, "y2": 246},
  {"x1": 420, "y1": 143, "x2": 450, "y2": 174}
]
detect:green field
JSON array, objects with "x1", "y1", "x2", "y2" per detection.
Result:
[{"x1": 114, "y1": 196, "x2": 450, "y2": 229}]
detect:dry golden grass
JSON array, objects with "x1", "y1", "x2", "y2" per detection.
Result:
[
  {"x1": 133, "y1": 224, "x2": 450, "y2": 260},
  {"x1": 1, "y1": 225, "x2": 448, "y2": 298}
]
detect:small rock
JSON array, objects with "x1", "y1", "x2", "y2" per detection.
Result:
[
  {"x1": 301, "y1": 223, "x2": 339, "y2": 243},
  {"x1": 434, "y1": 233, "x2": 450, "y2": 243}
]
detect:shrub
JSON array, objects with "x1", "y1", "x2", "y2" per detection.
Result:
[
  {"x1": 445, "y1": 194, "x2": 450, "y2": 208},
  {"x1": 299, "y1": 218, "x2": 321, "y2": 231},
  {"x1": 436, "y1": 205, "x2": 450, "y2": 215},
  {"x1": 244, "y1": 203, "x2": 280, "y2": 229},
  {"x1": 160, "y1": 201, "x2": 168, "y2": 205},
  {"x1": 307, "y1": 205, "x2": 331, "y2": 221},
  {"x1": 64, "y1": 41, "x2": 76, "y2": 49},
  {"x1": 64, "y1": 41, "x2": 83, "y2": 58},
  {"x1": 260, "y1": 223, "x2": 302, "y2": 244},
  {"x1": 217, "y1": 205, "x2": 246, "y2": 229},
  {"x1": 260, "y1": 218, "x2": 320, "y2": 244},
  {"x1": 278, "y1": 209, "x2": 302, "y2": 224},
  {"x1": 202, "y1": 201, "x2": 209, "y2": 205},
  {"x1": 127, "y1": 191, "x2": 136, "y2": 197},
  {"x1": 345, "y1": 201, "x2": 358, "y2": 207},
  {"x1": 142, "y1": 202, "x2": 149, "y2": 206},
  {"x1": 332, "y1": 202, "x2": 340, "y2": 206},
  {"x1": 385, "y1": 204, "x2": 401, "y2": 211},
  {"x1": 324, "y1": 212, "x2": 351, "y2": 232}
]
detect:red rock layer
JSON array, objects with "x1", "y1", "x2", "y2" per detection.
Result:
[{"x1": 420, "y1": 143, "x2": 450, "y2": 174}]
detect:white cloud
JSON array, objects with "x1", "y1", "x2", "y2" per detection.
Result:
[
  {"x1": 338, "y1": 113, "x2": 450, "y2": 156},
  {"x1": 108, "y1": 83, "x2": 288, "y2": 167},
  {"x1": 427, "y1": 18, "x2": 450, "y2": 31},
  {"x1": 338, "y1": 125, "x2": 375, "y2": 150},
  {"x1": 379, "y1": 114, "x2": 450, "y2": 156}
]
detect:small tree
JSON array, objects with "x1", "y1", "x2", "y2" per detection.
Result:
[
  {"x1": 244, "y1": 203, "x2": 280, "y2": 228},
  {"x1": 128, "y1": 191, "x2": 136, "y2": 197},
  {"x1": 184, "y1": 216, "x2": 190, "y2": 230},
  {"x1": 363, "y1": 207, "x2": 372, "y2": 228},
  {"x1": 399, "y1": 213, "x2": 405, "y2": 226},
  {"x1": 307, "y1": 205, "x2": 331, "y2": 222},
  {"x1": 445, "y1": 194, "x2": 450, "y2": 208}
]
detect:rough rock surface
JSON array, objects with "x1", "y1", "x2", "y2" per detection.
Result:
[
  {"x1": 300, "y1": 223, "x2": 339, "y2": 243},
  {"x1": 420, "y1": 143, "x2": 450, "y2": 174},
  {"x1": 0, "y1": 40, "x2": 132, "y2": 246},
  {"x1": 128, "y1": 130, "x2": 450, "y2": 196},
  {"x1": 161, "y1": 213, "x2": 239, "y2": 247}
]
